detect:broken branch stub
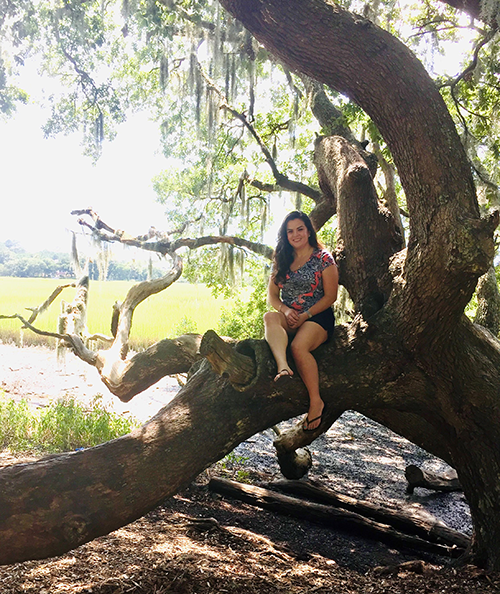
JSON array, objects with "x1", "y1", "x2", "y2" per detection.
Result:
[
  {"x1": 200, "y1": 330, "x2": 255, "y2": 388},
  {"x1": 405, "y1": 465, "x2": 462, "y2": 494},
  {"x1": 275, "y1": 448, "x2": 313, "y2": 480}
]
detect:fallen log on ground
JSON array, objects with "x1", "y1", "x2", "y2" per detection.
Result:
[
  {"x1": 268, "y1": 479, "x2": 469, "y2": 550},
  {"x1": 405, "y1": 465, "x2": 462, "y2": 494},
  {"x1": 208, "y1": 477, "x2": 464, "y2": 557}
]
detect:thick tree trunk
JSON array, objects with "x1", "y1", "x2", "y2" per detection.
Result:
[
  {"x1": 1, "y1": 312, "x2": 498, "y2": 567},
  {"x1": 0, "y1": 352, "x2": 289, "y2": 565},
  {"x1": 314, "y1": 135, "x2": 403, "y2": 317},
  {"x1": 218, "y1": 0, "x2": 500, "y2": 570},
  {"x1": 219, "y1": 0, "x2": 495, "y2": 346}
]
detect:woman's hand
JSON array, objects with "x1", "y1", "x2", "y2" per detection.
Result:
[
  {"x1": 282, "y1": 305, "x2": 299, "y2": 327},
  {"x1": 284, "y1": 308, "x2": 308, "y2": 329}
]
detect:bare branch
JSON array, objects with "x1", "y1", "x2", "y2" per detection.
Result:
[
  {"x1": 0, "y1": 314, "x2": 63, "y2": 340},
  {"x1": 110, "y1": 253, "x2": 183, "y2": 361},
  {"x1": 170, "y1": 235, "x2": 273, "y2": 260},
  {"x1": 438, "y1": 30, "x2": 496, "y2": 91},
  {"x1": 245, "y1": 173, "x2": 322, "y2": 203},
  {"x1": 25, "y1": 283, "x2": 76, "y2": 325},
  {"x1": 85, "y1": 333, "x2": 114, "y2": 343},
  {"x1": 73, "y1": 210, "x2": 274, "y2": 260},
  {"x1": 0, "y1": 314, "x2": 97, "y2": 364}
]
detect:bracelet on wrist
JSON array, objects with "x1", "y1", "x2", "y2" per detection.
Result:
[
  {"x1": 306, "y1": 310, "x2": 312, "y2": 319},
  {"x1": 278, "y1": 303, "x2": 283, "y2": 313}
]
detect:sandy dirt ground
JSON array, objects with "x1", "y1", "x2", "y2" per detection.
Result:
[{"x1": 0, "y1": 342, "x2": 179, "y2": 422}]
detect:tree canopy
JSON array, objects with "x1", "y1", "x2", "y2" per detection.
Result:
[{"x1": 2, "y1": 0, "x2": 500, "y2": 244}]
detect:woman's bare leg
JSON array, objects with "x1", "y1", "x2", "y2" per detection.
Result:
[
  {"x1": 291, "y1": 322, "x2": 328, "y2": 430},
  {"x1": 263, "y1": 311, "x2": 294, "y2": 380}
]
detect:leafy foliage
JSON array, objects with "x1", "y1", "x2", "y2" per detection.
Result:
[
  {"x1": 2, "y1": 0, "x2": 500, "y2": 290},
  {"x1": 218, "y1": 275, "x2": 268, "y2": 339},
  {"x1": 0, "y1": 393, "x2": 138, "y2": 453}
]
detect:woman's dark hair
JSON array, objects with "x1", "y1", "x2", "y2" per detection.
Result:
[{"x1": 272, "y1": 211, "x2": 320, "y2": 284}]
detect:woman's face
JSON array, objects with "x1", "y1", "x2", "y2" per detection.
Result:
[{"x1": 286, "y1": 218, "x2": 310, "y2": 251}]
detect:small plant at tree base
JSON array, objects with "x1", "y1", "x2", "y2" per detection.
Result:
[
  {"x1": 173, "y1": 315, "x2": 198, "y2": 336},
  {"x1": 216, "y1": 450, "x2": 250, "y2": 482}
]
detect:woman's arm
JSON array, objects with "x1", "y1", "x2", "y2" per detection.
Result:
[
  {"x1": 267, "y1": 276, "x2": 299, "y2": 325},
  {"x1": 267, "y1": 276, "x2": 283, "y2": 312}
]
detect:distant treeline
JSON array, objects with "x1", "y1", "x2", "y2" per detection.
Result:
[{"x1": 0, "y1": 240, "x2": 160, "y2": 281}]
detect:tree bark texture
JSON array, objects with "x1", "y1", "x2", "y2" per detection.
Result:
[
  {"x1": 96, "y1": 334, "x2": 203, "y2": 401},
  {"x1": 2, "y1": 0, "x2": 500, "y2": 571},
  {"x1": 474, "y1": 266, "x2": 500, "y2": 336},
  {"x1": 314, "y1": 135, "x2": 403, "y2": 317},
  {"x1": 0, "y1": 345, "x2": 305, "y2": 565},
  {"x1": 217, "y1": 0, "x2": 500, "y2": 569},
  {"x1": 270, "y1": 479, "x2": 469, "y2": 549}
]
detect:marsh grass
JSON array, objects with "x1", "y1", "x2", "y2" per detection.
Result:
[
  {"x1": 0, "y1": 277, "x2": 236, "y2": 348},
  {"x1": 0, "y1": 393, "x2": 139, "y2": 453}
]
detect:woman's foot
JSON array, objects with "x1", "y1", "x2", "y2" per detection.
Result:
[
  {"x1": 274, "y1": 368, "x2": 294, "y2": 382},
  {"x1": 303, "y1": 400, "x2": 325, "y2": 432}
]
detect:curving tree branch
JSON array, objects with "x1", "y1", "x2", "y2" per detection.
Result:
[{"x1": 72, "y1": 208, "x2": 274, "y2": 260}]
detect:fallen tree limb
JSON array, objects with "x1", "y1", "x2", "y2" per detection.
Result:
[
  {"x1": 269, "y1": 479, "x2": 469, "y2": 550},
  {"x1": 208, "y1": 477, "x2": 463, "y2": 557},
  {"x1": 405, "y1": 465, "x2": 462, "y2": 494}
]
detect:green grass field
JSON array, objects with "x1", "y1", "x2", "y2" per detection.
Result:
[{"x1": 0, "y1": 277, "x2": 237, "y2": 349}]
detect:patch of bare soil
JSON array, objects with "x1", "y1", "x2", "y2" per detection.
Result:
[{"x1": 0, "y1": 343, "x2": 178, "y2": 421}]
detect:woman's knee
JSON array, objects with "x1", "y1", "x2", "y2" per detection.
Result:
[
  {"x1": 263, "y1": 311, "x2": 273, "y2": 325},
  {"x1": 264, "y1": 311, "x2": 280, "y2": 328},
  {"x1": 290, "y1": 337, "x2": 308, "y2": 359}
]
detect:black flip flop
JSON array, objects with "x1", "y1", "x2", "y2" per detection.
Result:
[
  {"x1": 274, "y1": 369, "x2": 293, "y2": 383},
  {"x1": 302, "y1": 403, "x2": 326, "y2": 432}
]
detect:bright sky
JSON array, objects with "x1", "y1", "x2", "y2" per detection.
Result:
[
  {"x1": 0, "y1": 21, "x2": 473, "y2": 256},
  {"x1": 0, "y1": 95, "x2": 168, "y2": 254}
]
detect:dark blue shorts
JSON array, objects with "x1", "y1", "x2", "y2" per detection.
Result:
[{"x1": 307, "y1": 307, "x2": 335, "y2": 341}]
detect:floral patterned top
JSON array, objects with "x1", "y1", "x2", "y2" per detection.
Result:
[{"x1": 278, "y1": 249, "x2": 336, "y2": 313}]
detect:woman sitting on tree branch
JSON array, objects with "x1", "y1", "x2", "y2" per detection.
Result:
[{"x1": 264, "y1": 211, "x2": 339, "y2": 432}]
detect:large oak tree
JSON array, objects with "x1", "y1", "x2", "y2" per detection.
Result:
[{"x1": 1, "y1": 0, "x2": 500, "y2": 572}]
